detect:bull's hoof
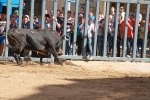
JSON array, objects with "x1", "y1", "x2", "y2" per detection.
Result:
[
  {"x1": 58, "y1": 60, "x2": 63, "y2": 65},
  {"x1": 16, "y1": 58, "x2": 23, "y2": 66}
]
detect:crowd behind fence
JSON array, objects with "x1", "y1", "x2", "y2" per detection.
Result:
[{"x1": 0, "y1": 0, "x2": 150, "y2": 62}]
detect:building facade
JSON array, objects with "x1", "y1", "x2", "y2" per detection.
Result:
[{"x1": 23, "y1": 0, "x2": 147, "y2": 18}]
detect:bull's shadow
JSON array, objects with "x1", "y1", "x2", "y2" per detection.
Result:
[{"x1": 15, "y1": 77, "x2": 150, "y2": 100}]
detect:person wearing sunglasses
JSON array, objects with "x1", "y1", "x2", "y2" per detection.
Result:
[{"x1": 119, "y1": 6, "x2": 125, "y2": 23}]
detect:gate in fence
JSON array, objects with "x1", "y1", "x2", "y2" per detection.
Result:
[{"x1": 0, "y1": 0, "x2": 150, "y2": 63}]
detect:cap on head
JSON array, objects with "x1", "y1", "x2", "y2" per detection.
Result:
[
  {"x1": 78, "y1": 14, "x2": 83, "y2": 17},
  {"x1": 130, "y1": 13, "x2": 135, "y2": 17},
  {"x1": 89, "y1": 15, "x2": 95, "y2": 21},
  {"x1": 14, "y1": 10, "x2": 19, "y2": 15}
]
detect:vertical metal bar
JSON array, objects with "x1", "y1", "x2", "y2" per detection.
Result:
[
  {"x1": 142, "y1": 4, "x2": 150, "y2": 58},
  {"x1": 72, "y1": 0, "x2": 79, "y2": 55},
  {"x1": 103, "y1": 1, "x2": 110, "y2": 57},
  {"x1": 68, "y1": 0, "x2": 71, "y2": 11},
  {"x1": 18, "y1": 0, "x2": 23, "y2": 28},
  {"x1": 112, "y1": 2, "x2": 120, "y2": 57},
  {"x1": 52, "y1": 0, "x2": 57, "y2": 30},
  {"x1": 41, "y1": 0, "x2": 46, "y2": 29},
  {"x1": 30, "y1": 0, "x2": 35, "y2": 29},
  {"x1": 82, "y1": 0, "x2": 89, "y2": 58},
  {"x1": 122, "y1": 3, "x2": 130, "y2": 57},
  {"x1": 5, "y1": 0, "x2": 11, "y2": 57},
  {"x1": 93, "y1": 0, "x2": 100, "y2": 56},
  {"x1": 62, "y1": 0, "x2": 68, "y2": 54},
  {"x1": 132, "y1": 4, "x2": 140, "y2": 59},
  {"x1": 51, "y1": 0, "x2": 57, "y2": 63}
]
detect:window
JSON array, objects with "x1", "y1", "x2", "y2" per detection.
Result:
[
  {"x1": 79, "y1": 0, "x2": 96, "y2": 7},
  {"x1": 24, "y1": 0, "x2": 42, "y2": 15}
]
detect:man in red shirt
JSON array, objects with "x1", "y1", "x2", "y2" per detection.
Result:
[
  {"x1": 120, "y1": 14, "x2": 134, "y2": 58},
  {"x1": 148, "y1": 15, "x2": 150, "y2": 41}
]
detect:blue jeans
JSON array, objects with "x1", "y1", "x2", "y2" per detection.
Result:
[
  {"x1": 0, "y1": 35, "x2": 6, "y2": 44},
  {"x1": 87, "y1": 37, "x2": 93, "y2": 56},
  {"x1": 65, "y1": 33, "x2": 72, "y2": 55},
  {"x1": 107, "y1": 33, "x2": 112, "y2": 55},
  {"x1": 97, "y1": 35, "x2": 103, "y2": 56},
  {"x1": 127, "y1": 38, "x2": 133, "y2": 55}
]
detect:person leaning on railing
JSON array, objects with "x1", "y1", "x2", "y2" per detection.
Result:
[
  {"x1": 136, "y1": 20, "x2": 146, "y2": 58},
  {"x1": 120, "y1": 14, "x2": 134, "y2": 58},
  {"x1": 76, "y1": 14, "x2": 84, "y2": 56},
  {"x1": 0, "y1": 11, "x2": 6, "y2": 56},
  {"x1": 148, "y1": 15, "x2": 150, "y2": 50}
]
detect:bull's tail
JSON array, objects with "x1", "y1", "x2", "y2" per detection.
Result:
[
  {"x1": 5, "y1": 30, "x2": 19, "y2": 50},
  {"x1": 61, "y1": 35, "x2": 68, "y2": 41}
]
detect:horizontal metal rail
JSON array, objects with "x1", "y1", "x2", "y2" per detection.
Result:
[{"x1": 0, "y1": 0, "x2": 150, "y2": 64}]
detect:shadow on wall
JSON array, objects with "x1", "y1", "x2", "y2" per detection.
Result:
[{"x1": 14, "y1": 77, "x2": 150, "y2": 100}]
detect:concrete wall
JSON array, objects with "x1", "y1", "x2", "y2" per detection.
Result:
[
  {"x1": 45, "y1": 0, "x2": 64, "y2": 13},
  {"x1": 45, "y1": 1, "x2": 106, "y2": 16},
  {"x1": 24, "y1": 0, "x2": 146, "y2": 18}
]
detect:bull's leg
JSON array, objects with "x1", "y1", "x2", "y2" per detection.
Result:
[
  {"x1": 14, "y1": 54, "x2": 23, "y2": 65},
  {"x1": 39, "y1": 54, "x2": 43, "y2": 65},
  {"x1": 48, "y1": 46, "x2": 63, "y2": 65},
  {"x1": 14, "y1": 47, "x2": 24, "y2": 65}
]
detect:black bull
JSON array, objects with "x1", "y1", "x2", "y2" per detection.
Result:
[{"x1": 6, "y1": 28, "x2": 67, "y2": 65}]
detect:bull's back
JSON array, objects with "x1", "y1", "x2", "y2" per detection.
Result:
[{"x1": 7, "y1": 28, "x2": 61, "y2": 46}]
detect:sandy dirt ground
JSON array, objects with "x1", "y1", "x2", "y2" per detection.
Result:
[{"x1": 0, "y1": 61, "x2": 150, "y2": 100}]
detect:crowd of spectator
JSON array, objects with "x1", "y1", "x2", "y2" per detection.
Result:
[{"x1": 0, "y1": 5, "x2": 150, "y2": 60}]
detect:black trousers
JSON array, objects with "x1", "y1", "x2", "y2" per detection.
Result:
[
  {"x1": 117, "y1": 36, "x2": 121, "y2": 57},
  {"x1": 76, "y1": 35, "x2": 83, "y2": 55}
]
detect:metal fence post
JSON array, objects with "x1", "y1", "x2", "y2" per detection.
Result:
[
  {"x1": 132, "y1": 3, "x2": 140, "y2": 59},
  {"x1": 62, "y1": 0, "x2": 68, "y2": 54},
  {"x1": 18, "y1": 0, "x2": 23, "y2": 28},
  {"x1": 41, "y1": 0, "x2": 46, "y2": 29},
  {"x1": 103, "y1": 1, "x2": 110, "y2": 57},
  {"x1": 122, "y1": 3, "x2": 130, "y2": 58},
  {"x1": 142, "y1": 4, "x2": 150, "y2": 58},
  {"x1": 112, "y1": 2, "x2": 120, "y2": 57},
  {"x1": 93, "y1": 0, "x2": 100, "y2": 57},
  {"x1": 30, "y1": 0, "x2": 35, "y2": 29},
  {"x1": 51, "y1": 0, "x2": 57, "y2": 63},
  {"x1": 72, "y1": 0, "x2": 79, "y2": 55},
  {"x1": 52, "y1": 0, "x2": 57, "y2": 30},
  {"x1": 5, "y1": 0, "x2": 11, "y2": 57},
  {"x1": 82, "y1": 0, "x2": 89, "y2": 58}
]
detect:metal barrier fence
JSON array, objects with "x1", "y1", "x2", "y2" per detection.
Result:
[{"x1": 0, "y1": 0, "x2": 150, "y2": 63}]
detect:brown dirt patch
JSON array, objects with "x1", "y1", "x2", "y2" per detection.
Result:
[{"x1": 0, "y1": 61, "x2": 150, "y2": 100}]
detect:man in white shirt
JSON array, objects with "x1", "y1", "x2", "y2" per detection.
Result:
[
  {"x1": 119, "y1": 6, "x2": 125, "y2": 23},
  {"x1": 65, "y1": 11, "x2": 74, "y2": 55},
  {"x1": 82, "y1": 16, "x2": 95, "y2": 60}
]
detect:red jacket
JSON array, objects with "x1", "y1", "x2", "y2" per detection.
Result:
[{"x1": 120, "y1": 19, "x2": 134, "y2": 38}]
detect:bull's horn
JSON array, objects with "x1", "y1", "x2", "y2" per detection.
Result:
[
  {"x1": 15, "y1": 30, "x2": 19, "y2": 33},
  {"x1": 61, "y1": 35, "x2": 68, "y2": 41},
  {"x1": 31, "y1": 31, "x2": 34, "y2": 33},
  {"x1": 64, "y1": 37, "x2": 68, "y2": 41}
]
